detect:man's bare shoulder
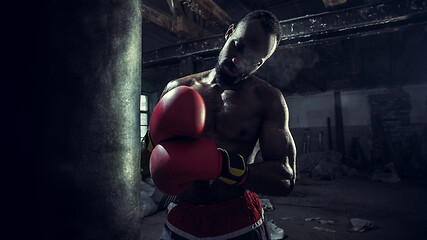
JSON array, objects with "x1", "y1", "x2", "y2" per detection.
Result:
[
  {"x1": 250, "y1": 75, "x2": 284, "y2": 103},
  {"x1": 162, "y1": 70, "x2": 211, "y2": 96},
  {"x1": 250, "y1": 76, "x2": 289, "y2": 125}
]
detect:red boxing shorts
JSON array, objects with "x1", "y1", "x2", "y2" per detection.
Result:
[{"x1": 165, "y1": 191, "x2": 265, "y2": 239}]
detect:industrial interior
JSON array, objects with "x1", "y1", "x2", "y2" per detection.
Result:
[
  {"x1": 139, "y1": 1, "x2": 427, "y2": 239},
  {"x1": 18, "y1": 0, "x2": 427, "y2": 239}
]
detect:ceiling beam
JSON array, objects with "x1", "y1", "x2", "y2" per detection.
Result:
[
  {"x1": 143, "y1": 0, "x2": 427, "y2": 67},
  {"x1": 183, "y1": 0, "x2": 232, "y2": 26},
  {"x1": 167, "y1": 0, "x2": 184, "y2": 16},
  {"x1": 279, "y1": 0, "x2": 427, "y2": 46},
  {"x1": 141, "y1": 4, "x2": 173, "y2": 32},
  {"x1": 142, "y1": 3, "x2": 211, "y2": 39},
  {"x1": 175, "y1": 15, "x2": 212, "y2": 38},
  {"x1": 143, "y1": 34, "x2": 224, "y2": 67}
]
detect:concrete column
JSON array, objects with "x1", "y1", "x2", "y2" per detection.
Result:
[{"x1": 39, "y1": 1, "x2": 141, "y2": 239}]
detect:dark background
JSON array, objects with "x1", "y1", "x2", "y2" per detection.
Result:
[{"x1": 4, "y1": 0, "x2": 426, "y2": 239}]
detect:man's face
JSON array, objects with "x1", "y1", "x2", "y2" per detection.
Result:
[{"x1": 215, "y1": 19, "x2": 277, "y2": 87}]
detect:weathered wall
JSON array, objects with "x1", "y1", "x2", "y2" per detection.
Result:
[{"x1": 286, "y1": 84, "x2": 427, "y2": 170}]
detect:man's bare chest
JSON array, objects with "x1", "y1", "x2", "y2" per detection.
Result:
[{"x1": 194, "y1": 86, "x2": 262, "y2": 143}]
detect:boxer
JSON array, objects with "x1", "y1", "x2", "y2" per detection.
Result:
[{"x1": 142, "y1": 10, "x2": 296, "y2": 240}]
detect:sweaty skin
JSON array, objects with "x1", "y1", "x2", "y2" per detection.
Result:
[{"x1": 158, "y1": 19, "x2": 296, "y2": 205}]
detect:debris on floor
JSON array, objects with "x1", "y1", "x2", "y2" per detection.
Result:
[
  {"x1": 260, "y1": 198, "x2": 274, "y2": 211},
  {"x1": 297, "y1": 151, "x2": 343, "y2": 180},
  {"x1": 312, "y1": 226, "x2": 336, "y2": 233},
  {"x1": 259, "y1": 198, "x2": 287, "y2": 239},
  {"x1": 341, "y1": 164, "x2": 361, "y2": 177},
  {"x1": 141, "y1": 179, "x2": 155, "y2": 196},
  {"x1": 318, "y1": 219, "x2": 335, "y2": 225},
  {"x1": 267, "y1": 220, "x2": 287, "y2": 240},
  {"x1": 371, "y1": 162, "x2": 401, "y2": 183},
  {"x1": 140, "y1": 181, "x2": 158, "y2": 218},
  {"x1": 350, "y1": 218, "x2": 376, "y2": 232},
  {"x1": 140, "y1": 177, "x2": 169, "y2": 218},
  {"x1": 305, "y1": 217, "x2": 335, "y2": 225},
  {"x1": 142, "y1": 177, "x2": 164, "y2": 204},
  {"x1": 305, "y1": 217, "x2": 321, "y2": 221}
]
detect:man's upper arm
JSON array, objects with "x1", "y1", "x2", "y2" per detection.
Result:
[
  {"x1": 160, "y1": 78, "x2": 194, "y2": 98},
  {"x1": 160, "y1": 80, "x2": 180, "y2": 98},
  {"x1": 259, "y1": 88, "x2": 296, "y2": 164}
]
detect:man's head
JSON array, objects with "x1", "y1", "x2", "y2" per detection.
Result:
[{"x1": 215, "y1": 10, "x2": 281, "y2": 87}]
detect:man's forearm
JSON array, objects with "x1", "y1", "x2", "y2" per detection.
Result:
[{"x1": 241, "y1": 161, "x2": 294, "y2": 196}]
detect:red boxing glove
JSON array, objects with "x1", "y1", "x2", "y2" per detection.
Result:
[
  {"x1": 150, "y1": 137, "x2": 249, "y2": 196},
  {"x1": 150, "y1": 137, "x2": 222, "y2": 196},
  {"x1": 149, "y1": 86, "x2": 206, "y2": 146}
]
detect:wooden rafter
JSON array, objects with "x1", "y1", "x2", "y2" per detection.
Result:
[
  {"x1": 183, "y1": 0, "x2": 232, "y2": 26},
  {"x1": 166, "y1": 0, "x2": 184, "y2": 17},
  {"x1": 142, "y1": 3, "x2": 211, "y2": 39},
  {"x1": 142, "y1": 0, "x2": 233, "y2": 39},
  {"x1": 143, "y1": 0, "x2": 427, "y2": 66},
  {"x1": 141, "y1": 4, "x2": 173, "y2": 31}
]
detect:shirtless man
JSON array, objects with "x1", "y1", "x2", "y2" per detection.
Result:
[{"x1": 142, "y1": 10, "x2": 296, "y2": 240}]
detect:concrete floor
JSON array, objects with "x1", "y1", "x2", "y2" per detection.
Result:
[{"x1": 141, "y1": 177, "x2": 427, "y2": 240}]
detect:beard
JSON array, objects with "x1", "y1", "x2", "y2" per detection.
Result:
[{"x1": 214, "y1": 60, "x2": 249, "y2": 87}]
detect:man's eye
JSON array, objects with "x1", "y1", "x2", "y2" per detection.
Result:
[{"x1": 234, "y1": 40, "x2": 244, "y2": 52}]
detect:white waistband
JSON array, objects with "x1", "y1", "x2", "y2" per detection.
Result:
[{"x1": 165, "y1": 211, "x2": 264, "y2": 240}]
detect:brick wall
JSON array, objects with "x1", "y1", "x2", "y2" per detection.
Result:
[{"x1": 368, "y1": 88, "x2": 412, "y2": 171}]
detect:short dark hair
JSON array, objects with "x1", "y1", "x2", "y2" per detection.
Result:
[{"x1": 237, "y1": 10, "x2": 282, "y2": 46}]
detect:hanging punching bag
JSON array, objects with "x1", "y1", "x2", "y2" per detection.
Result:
[{"x1": 38, "y1": 0, "x2": 142, "y2": 239}]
